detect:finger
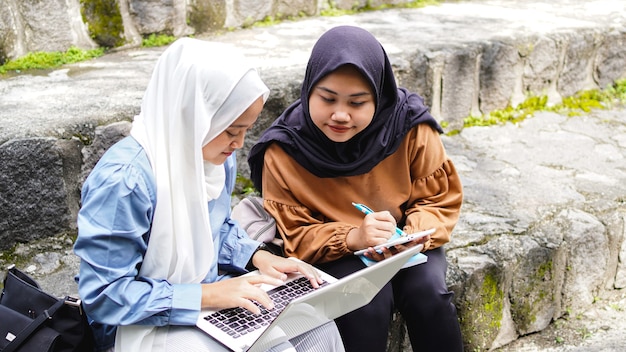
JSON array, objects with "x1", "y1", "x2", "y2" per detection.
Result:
[
  {"x1": 372, "y1": 210, "x2": 395, "y2": 223},
  {"x1": 297, "y1": 265, "x2": 323, "y2": 287},
  {"x1": 364, "y1": 248, "x2": 384, "y2": 262},
  {"x1": 241, "y1": 287, "x2": 275, "y2": 314},
  {"x1": 394, "y1": 242, "x2": 415, "y2": 251},
  {"x1": 261, "y1": 265, "x2": 289, "y2": 281},
  {"x1": 246, "y1": 274, "x2": 285, "y2": 287},
  {"x1": 379, "y1": 246, "x2": 395, "y2": 259},
  {"x1": 252, "y1": 292, "x2": 275, "y2": 312},
  {"x1": 375, "y1": 228, "x2": 393, "y2": 241},
  {"x1": 239, "y1": 298, "x2": 263, "y2": 315},
  {"x1": 389, "y1": 246, "x2": 400, "y2": 255},
  {"x1": 280, "y1": 258, "x2": 323, "y2": 287},
  {"x1": 262, "y1": 258, "x2": 301, "y2": 281},
  {"x1": 419, "y1": 235, "x2": 431, "y2": 244}
]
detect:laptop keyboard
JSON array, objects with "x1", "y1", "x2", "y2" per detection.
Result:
[{"x1": 203, "y1": 276, "x2": 329, "y2": 338}]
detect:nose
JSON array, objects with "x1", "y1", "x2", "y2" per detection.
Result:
[
  {"x1": 332, "y1": 109, "x2": 350, "y2": 121},
  {"x1": 230, "y1": 132, "x2": 246, "y2": 149}
]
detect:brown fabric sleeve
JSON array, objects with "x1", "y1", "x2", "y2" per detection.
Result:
[
  {"x1": 261, "y1": 144, "x2": 356, "y2": 264},
  {"x1": 402, "y1": 124, "x2": 463, "y2": 250},
  {"x1": 260, "y1": 123, "x2": 463, "y2": 262}
]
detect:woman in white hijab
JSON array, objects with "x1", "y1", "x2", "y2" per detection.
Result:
[{"x1": 74, "y1": 38, "x2": 344, "y2": 352}]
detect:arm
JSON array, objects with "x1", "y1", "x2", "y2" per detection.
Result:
[
  {"x1": 74, "y1": 161, "x2": 201, "y2": 327},
  {"x1": 402, "y1": 124, "x2": 463, "y2": 250},
  {"x1": 261, "y1": 145, "x2": 358, "y2": 263},
  {"x1": 213, "y1": 155, "x2": 266, "y2": 273},
  {"x1": 197, "y1": 155, "x2": 323, "y2": 314}
]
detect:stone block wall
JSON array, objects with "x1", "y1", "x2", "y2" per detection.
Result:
[
  {"x1": 2, "y1": 2, "x2": 626, "y2": 351},
  {"x1": 0, "y1": 0, "x2": 416, "y2": 62}
]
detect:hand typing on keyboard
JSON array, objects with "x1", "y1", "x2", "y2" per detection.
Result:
[
  {"x1": 250, "y1": 251, "x2": 325, "y2": 289},
  {"x1": 200, "y1": 252, "x2": 325, "y2": 315},
  {"x1": 204, "y1": 276, "x2": 329, "y2": 338}
]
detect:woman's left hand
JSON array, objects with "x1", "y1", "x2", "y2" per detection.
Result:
[
  {"x1": 252, "y1": 250, "x2": 324, "y2": 288},
  {"x1": 363, "y1": 234, "x2": 429, "y2": 262}
]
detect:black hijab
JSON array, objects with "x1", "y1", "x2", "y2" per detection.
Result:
[{"x1": 248, "y1": 25, "x2": 442, "y2": 192}]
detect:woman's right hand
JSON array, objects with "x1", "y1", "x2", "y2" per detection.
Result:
[
  {"x1": 201, "y1": 275, "x2": 285, "y2": 314},
  {"x1": 346, "y1": 211, "x2": 397, "y2": 250}
]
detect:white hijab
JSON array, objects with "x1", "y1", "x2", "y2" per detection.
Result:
[{"x1": 116, "y1": 37, "x2": 269, "y2": 351}]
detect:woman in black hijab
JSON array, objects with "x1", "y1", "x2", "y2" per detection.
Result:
[{"x1": 249, "y1": 26, "x2": 464, "y2": 352}]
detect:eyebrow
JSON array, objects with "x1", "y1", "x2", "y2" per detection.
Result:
[
  {"x1": 227, "y1": 123, "x2": 252, "y2": 129},
  {"x1": 315, "y1": 86, "x2": 371, "y2": 97}
]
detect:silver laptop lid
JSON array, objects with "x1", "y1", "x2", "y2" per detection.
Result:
[{"x1": 246, "y1": 243, "x2": 425, "y2": 352}]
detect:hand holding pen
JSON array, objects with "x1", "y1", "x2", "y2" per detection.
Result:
[
  {"x1": 349, "y1": 202, "x2": 403, "y2": 257},
  {"x1": 351, "y1": 202, "x2": 432, "y2": 260},
  {"x1": 352, "y1": 203, "x2": 406, "y2": 237}
]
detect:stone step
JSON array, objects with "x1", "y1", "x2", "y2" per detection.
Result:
[{"x1": 1, "y1": 1, "x2": 626, "y2": 351}]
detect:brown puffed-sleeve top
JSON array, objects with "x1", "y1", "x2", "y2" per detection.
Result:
[{"x1": 261, "y1": 123, "x2": 463, "y2": 264}]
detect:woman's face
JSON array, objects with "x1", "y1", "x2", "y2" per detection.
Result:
[
  {"x1": 308, "y1": 65, "x2": 376, "y2": 142},
  {"x1": 202, "y1": 96, "x2": 264, "y2": 164}
]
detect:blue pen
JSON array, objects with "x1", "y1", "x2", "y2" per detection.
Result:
[
  {"x1": 352, "y1": 202, "x2": 427, "y2": 268},
  {"x1": 352, "y1": 202, "x2": 406, "y2": 237}
]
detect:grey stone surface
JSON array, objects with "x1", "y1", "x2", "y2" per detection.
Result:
[
  {"x1": 1, "y1": 1, "x2": 626, "y2": 351},
  {"x1": 0, "y1": 0, "x2": 96, "y2": 60}
]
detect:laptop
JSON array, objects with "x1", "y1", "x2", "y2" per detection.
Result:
[{"x1": 196, "y1": 244, "x2": 426, "y2": 352}]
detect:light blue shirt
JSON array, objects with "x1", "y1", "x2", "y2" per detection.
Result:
[{"x1": 73, "y1": 136, "x2": 260, "y2": 350}]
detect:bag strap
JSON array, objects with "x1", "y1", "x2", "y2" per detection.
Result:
[
  {"x1": 247, "y1": 197, "x2": 276, "y2": 241},
  {"x1": 3, "y1": 298, "x2": 65, "y2": 352},
  {"x1": 248, "y1": 197, "x2": 272, "y2": 221}
]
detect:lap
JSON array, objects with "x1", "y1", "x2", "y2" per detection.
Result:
[
  {"x1": 165, "y1": 326, "x2": 230, "y2": 352},
  {"x1": 106, "y1": 321, "x2": 343, "y2": 352}
]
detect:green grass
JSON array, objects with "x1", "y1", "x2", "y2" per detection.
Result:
[
  {"x1": 142, "y1": 34, "x2": 177, "y2": 48},
  {"x1": 1, "y1": 1, "x2": 440, "y2": 74},
  {"x1": 0, "y1": 46, "x2": 105, "y2": 74},
  {"x1": 0, "y1": 33, "x2": 178, "y2": 74},
  {"x1": 462, "y1": 79, "x2": 626, "y2": 130},
  {"x1": 321, "y1": 0, "x2": 438, "y2": 16},
  {"x1": 248, "y1": 0, "x2": 439, "y2": 27}
]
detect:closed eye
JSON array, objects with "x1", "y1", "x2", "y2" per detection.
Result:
[
  {"x1": 225, "y1": 129, "x2": 241, "y2": 137},
  {"x1": 321, "y1": 95, "x2": 336, "y2": 103}
]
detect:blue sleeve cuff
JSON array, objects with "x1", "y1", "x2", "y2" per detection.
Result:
[{"x1": 169, "y1": 283, "x2": 202, "y2": 325}]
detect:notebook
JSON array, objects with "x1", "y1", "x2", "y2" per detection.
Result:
[{"x1": 196, "y1": 243, "x2": 425, "y2": 352}]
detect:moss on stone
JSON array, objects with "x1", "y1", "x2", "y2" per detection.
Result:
[
  {"x1": 463, "y1": 79, "x2": 626, "y2": 129},
  {"x1": 189, "y1": 0, "x2": 226, "y2": 33},
  {"x1": 79, "y1": 0, "x2": 125, "y2": 48},
  {"x1": 459, "y1": 269, "x2": 504, "y2": 351},
  {"x1": 481, "y1": 273, "x2": 504, "y2": 330},
  {"x1": 142, "y1": 34, "x2": 177, "y2": 48},
  {"x1": 321, "y1": 0, "x2": 438, "y2": 17},
  {"x1": 510, "y1": 259, "x2": 554, "y2": 332},
  {"x1": 72, "y1": 132, "x2": 93, "y2": 146}
]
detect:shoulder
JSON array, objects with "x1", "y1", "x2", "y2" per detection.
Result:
[
  {"x1": 264, "y1": 143, "x2": 288, "y2": 163},
  {"x1": 409, "y1": 122, "x2": 441, "y2": 140},
  {"x1": 263, "y1": 143, "x2": 300, "y2": 171},
  {"x1": 83, "y1": 137, "x2": 155, "y2": 197},
  {"x1": 403, "y1": 123, "x2": 445, "y2": 152},
  {"x1": 399, "y1": 123, "x2": 448, "y2": 175},
  {"x1": 266, "y1": 143, "x2": 299, "y2": 160}
]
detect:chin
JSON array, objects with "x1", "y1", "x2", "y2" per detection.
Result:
[
  {"x1": 205, "y1": 157, "x2": 226, "y2": 165},
  {"x1": 327, "y1": 134, "x2": 352, "y2": 143}
]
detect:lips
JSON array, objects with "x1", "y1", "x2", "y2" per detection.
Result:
[{"x1": 328, "y1": 125, "x2": 350, "y2": 133}]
